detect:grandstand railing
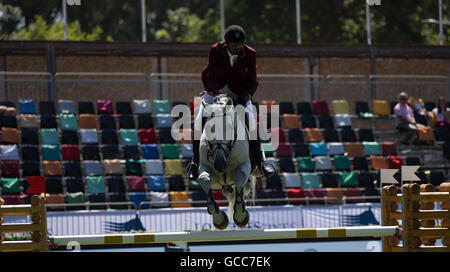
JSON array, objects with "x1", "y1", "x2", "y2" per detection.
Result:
[
  {"x1": 1, "y1": 72, "x2": 449, "y2": 110},
  {"x1": 0, "y1": 72, "x2": 52, "y2": 102}
]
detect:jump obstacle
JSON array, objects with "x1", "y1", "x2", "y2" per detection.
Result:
[{"x1": 0, "y1": 182, "x2": 449, "y2": 252}]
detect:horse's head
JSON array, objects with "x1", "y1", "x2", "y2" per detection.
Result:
[{"x1": 202, "y1": 95, "x2": 236, "y2": 173}]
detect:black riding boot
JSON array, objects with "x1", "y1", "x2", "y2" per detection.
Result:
[
  {"x1": 186, "y1": 139, "x2": 200, "y2": 180},
  {"x1": 249, "y1": 137, "x2": 277, "y2": 178}
]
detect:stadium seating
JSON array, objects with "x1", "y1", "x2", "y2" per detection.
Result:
[{"x1": 0, "y1": 97, "x2": 447, "y2": 210}]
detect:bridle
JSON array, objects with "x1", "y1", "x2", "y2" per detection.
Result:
[{"x1": 205, "y1": 96, "x2": 238, "y2": 163}]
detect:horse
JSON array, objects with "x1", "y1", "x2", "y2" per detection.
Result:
[{"x1": 196, "y1": 94, "x2": 256, "y2": 230}]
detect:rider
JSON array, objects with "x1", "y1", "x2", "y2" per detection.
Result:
[{"x1": 186, "y1": 25, "x2": 277, "y2": 180}]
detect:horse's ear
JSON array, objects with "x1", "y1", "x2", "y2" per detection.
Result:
[{"x1": 225, "y1": 98, "x2": 233, "y2": 114}]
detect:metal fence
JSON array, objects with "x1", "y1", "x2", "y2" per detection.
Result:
[{"x1": 1, "y1": 72, "x2": 448, "y2": 110}]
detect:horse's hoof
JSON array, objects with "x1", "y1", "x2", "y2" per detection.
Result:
[
  {"x1": 213, "y1": 211, "x2": 229, "y2": 230},
  {"x1": 233, "y1": 210, "x2": 249, "y2": 228}
]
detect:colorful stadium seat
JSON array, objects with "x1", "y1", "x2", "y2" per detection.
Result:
[
  {"x1": 134, "y1": 99, "x2": 152, "y2": 114},
  {"x1": 97, "y1": 100, "x2": 114, "y2": 114},
  {"x1": 332, "y1": 100, "x2": 349, "y2": 115},
  {"x1": 103, "y1": 159, "x2": 123, "y2": 175},
  {"x1": 59, "y1": 100, "x2": 76, "y2": 114},
  {"x1": 60, "y1": 114, "x2": 78, "y2": 131},
  {"x1": 84, "y1": 161, "x2": 103, "y2": 176},
  {"x1": 148, "y1": 176, "x2": 166, "y2": 192},
  {"x1": 153, "y1": 99, "x2": 171, "y2": 115},
  {"x1": 120, "y1": 129, "x2": 138, "y2": 145}
]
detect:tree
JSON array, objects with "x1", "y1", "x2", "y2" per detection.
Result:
[
  {"x1": 0, "y1": 4, "x2": 22, "y2": 40},
  {"x1": 155, "y1": 7, "x2": 220, "y2": 42},
  {"x1": 9, "y1": 15, "x2": 112, "y2": 41}
]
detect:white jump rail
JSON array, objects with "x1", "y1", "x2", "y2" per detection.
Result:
[{"x1": 50, "y1": 226, "x2": 399, "y2": 246}]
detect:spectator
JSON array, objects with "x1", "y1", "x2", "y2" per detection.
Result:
[
  {"x1": 432, "y1": 97, "x2": 450, "y2": 129},
  {"x1": 408, "y1": 88, "x2": 426, "y2": 114},
  {"x1": 394, "y1": 92, "x2": 424, "y2": 145}
]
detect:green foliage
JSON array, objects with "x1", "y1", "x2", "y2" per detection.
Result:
[
  {"x1": 9, "y1": 15, "x2": 112, "y2": 41},
  {"x1": 0, "y1": 0, "x2": 448, "y2": 44},
  {"x1": 155, "y1": 7, "x2": 220, "y2": 42},
  {"x1": 0, "y1": 3, "x2": 22, "y2": 39}
]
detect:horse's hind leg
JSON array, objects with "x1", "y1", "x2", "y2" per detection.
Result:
[{"x1": 198, "y1": 171, "x2": 229, "y2": 230}]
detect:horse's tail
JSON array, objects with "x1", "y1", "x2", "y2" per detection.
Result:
[{"x1": 223, "y1": 176, "x2": 256, "y2": 219}]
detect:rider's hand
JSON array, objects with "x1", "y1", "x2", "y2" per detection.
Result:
[{"x1": 238, "y1": 92, "x2": 252, "y2": 105}]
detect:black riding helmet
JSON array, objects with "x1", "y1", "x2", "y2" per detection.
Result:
[{"x1": 224, "y1": 25, "x2": 246, "y2": 44}]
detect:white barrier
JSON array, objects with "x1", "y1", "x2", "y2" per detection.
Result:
[{"x1": 50, "y1": 226, "x2": 399, "y2": 246}]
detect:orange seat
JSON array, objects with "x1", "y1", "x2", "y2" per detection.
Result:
[
  {"x1": 325, "y1": 188, "x2": 343, "y2": 205},
  {"x1": 79, "y1": 114, "x2": 98, "y2": 129},
  {"x1": 176, "y1": 128, "x2": 193, "y2": 144},
  {"x1": 169, "y1": 191, "x2": 190, "y2": 208},
  {"x1": 305, "y1": 128, "x2": 322, "y2": 142},
  {"x1": 261, "y1": 100, "x2": 276, "y2": 114},
  {"x1": 45, "y1": 193, "x2": 65, "y2": 211},
  {"x1": 282, "y1": 114, "x2": 301, "y2": 129},
  {"x1": 370, "y1": 155, "x2": 386, "y2": 170},
  {"x1": 345, "y1": 142, "x2": 363, "y2": 157},
  {"x1": 1, "y1": 127, "x2": 19, "y2": 144},
  {"x1": 43, "y1": 161, "x2": 62, "y2": 176}
]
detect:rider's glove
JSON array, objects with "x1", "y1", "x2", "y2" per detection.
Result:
[{"x1": 237, "y1": 92, "x2": 252, "y2": 106}]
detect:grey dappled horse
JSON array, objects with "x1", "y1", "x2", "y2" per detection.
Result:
[{"x1": 197, "y1": 94, "x2": 256, "y2": 230}]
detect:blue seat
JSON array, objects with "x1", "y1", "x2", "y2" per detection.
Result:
[
  {"x1": 310, "y1": 142, "x2": 327, "y2": 156},
  {"x1": 148, "y1": 176, "x2": 166, "y2": 192},
  {"x1": 142, "y1": 144, "x2": 160, "y2": 159},
  {"x1": 129, "y1": 192, "x2": 149, "y2": 209},
  {"x1": 19, "y1": 99, "x2": 36, "y2": 114}
]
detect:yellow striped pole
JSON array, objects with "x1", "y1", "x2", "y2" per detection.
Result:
[{"x1": 50, "y1": 226, "x2": 399, "y2": 246}]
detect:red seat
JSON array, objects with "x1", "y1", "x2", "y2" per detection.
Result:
[
  {"x1": 388, "y1": 155, "x2": 403, "y2": 169},
  {"x1": 312, "y1": 100, "x2": 330, "y2": 115},
  {"x1": 276, "y1": 143, "x2": 292, "y2": 157},
  {"x1": 287, "y1": 188, "x2": 306, "y2": 205},
  {"x1": 127, "y1": 177, "x2": 146, "y2": 192},
  {"x1": 306, "y1": 189, "x2": 325, "y2": 204},
  {"x1": 139, "y1": 128, "x2": 157, "y2": 144},
  {"x1": 270, "y1": 127, "x2": 286, "y2": 143},
  {"x1": 97, "y1": 99, "x2": 114, "y2": 114},
  {"x1": 343, "y1": 188, "x2": 363, "y2": 204},
  {"x1": 62, "y1": 145, "x2": 80, "y2": 161},
  {"x1": 1, "y1": 161, "x2": 19, "y2": 177},
  {"x1": 212, "y1": 190, "x2": 228, "y2": 206},
  {"x1": 1, "y1": 194, "x2": 22, "y2": 205},
  {"x1": 381, "y1": 142, "x2": 397, "y2": 156}
]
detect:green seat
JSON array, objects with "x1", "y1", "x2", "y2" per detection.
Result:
[
  {"x1": 42, "y1": 145, "x2": 61, "y2": 161},
  {"x1": 120, "y1": 129, "x2": 138, "y2": 145},
  {"x1": 1, "y1": 177, "x2": 20, "y2": 193},
  {"x1": 65, "y1": 192, "x2": 85, "y2": 204},
  {"x1": 334, "y1": 155, "x2": 351, "y2": 171},
  {"x1": 362, "y1": 142, "x2": 381, "y2": 156},
  {"x1": 161, "y1": 144, "x2": 179, "y2": 159},
  {"x1": 262, "y1": 142, "x2": 274, "y2": 156},
  {"x1": 59, "y1": 114, "x2": 78, "y2": 130},
  {"x1": 86, "y1": 176, "x2": 106, "y2": 194},
  {"x1": 40, "y1": 129, "x2": 59, "y2": 145},
  {"x1": 339, "y1": 172, "x2": 357, "y2": 187},
  {"x1": 153, "y1": 99, "x2": 171, "y2": 115},
  {"x1": 296, "y1": 157, "x2": 314, "y2": 171},
  {"x1": 301, "y1": 173, "x2": 320, "y2": 189}
]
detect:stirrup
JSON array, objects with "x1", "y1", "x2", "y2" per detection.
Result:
[
  {"x1": 260, "y1": 160, "x2": 277, "y2": 178},
  {"x1": 186, "y1": 162, "x2": 199, "y2": 180}
]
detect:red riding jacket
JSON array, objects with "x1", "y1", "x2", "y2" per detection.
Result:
[{"x1": 201, "y1": 41, "x2": 259, "y2": 97}]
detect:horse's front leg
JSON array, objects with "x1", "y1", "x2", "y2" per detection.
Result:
[
  {"x1": 198, "y1": 170, "x2": 229, "y2": 230},
  {"x1": 233, "y1": 162, "x2": 251, "y2": 228}
]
